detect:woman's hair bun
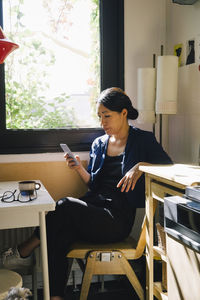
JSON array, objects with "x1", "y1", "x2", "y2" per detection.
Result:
[{"x1": 97, "y1": 87, "x2": 138, "y2": 120}]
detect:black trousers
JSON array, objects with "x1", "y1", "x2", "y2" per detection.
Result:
[{"x1": 34, "y1": 193, "x2": 136, "y2": 297}]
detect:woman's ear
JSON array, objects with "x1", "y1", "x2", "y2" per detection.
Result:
[{"x1": 122, "y1": 108, "x2": 128, "y2": 117}]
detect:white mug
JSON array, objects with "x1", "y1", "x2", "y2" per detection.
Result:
[{"x1": 18, "y1": 180, "x2": 41, "y2": 195}]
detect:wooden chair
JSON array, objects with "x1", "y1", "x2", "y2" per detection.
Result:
[{"x1": 66, "y1": 214, "x2": 148, "y2": 300}]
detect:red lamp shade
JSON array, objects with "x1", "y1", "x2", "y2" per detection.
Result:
[{"x1": 0, "y1": 26, "x2": 19, "y2": 64}]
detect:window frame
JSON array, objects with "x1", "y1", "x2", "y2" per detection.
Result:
[{"x1": 0, "y1": 0, "x2": 124, "y2": 154}]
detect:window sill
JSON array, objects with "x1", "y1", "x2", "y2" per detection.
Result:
[{"x1": 0, "y1": 151, "x2": 89, "y2": 163}]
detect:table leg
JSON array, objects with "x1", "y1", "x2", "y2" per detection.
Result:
[
  {"x1": 39, "y1": 211, "x2": 50, "y2": 300},
  {"x1": 145, "y1": 175, "x2": 154, "y2": 300}
]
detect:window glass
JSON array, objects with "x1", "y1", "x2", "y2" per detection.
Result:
[
  {"x1": 3, "y1": 0, "x2": 100, "y2": 129},
  {"x1": 0, "y1": 0, "x2": 124, "y2": 154}
]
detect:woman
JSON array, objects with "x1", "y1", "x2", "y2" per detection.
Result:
[{"x1": 2, "y1": 87, "x2": 172, "y2": 300}]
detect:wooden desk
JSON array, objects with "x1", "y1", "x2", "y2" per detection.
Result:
[
  {"x1": 0, "y1": 181, "x2": 55, "y2": 300},
  {"x1": 139, "y1": 164, "x2": 200, "y2": 300}
]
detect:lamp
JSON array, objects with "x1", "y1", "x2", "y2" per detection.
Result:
[
  {"x1": 137, "y1": 67, "x2": 156, "y2": 124},
  {"x1": 156, "y1": 55, "x2": 179, "y2": 115},
  {"x1": 136, "y1": 54, "x2": 156, "y2": 128},
  {"x1": 155, "y1": 55, "x2": 178, "y2": 145},
  {"x1": 0, "y1": 26, "x2": 19, "y2": 64},
  {"x1": 137, "y1": 52, "x2": 179, "y2": 144}
]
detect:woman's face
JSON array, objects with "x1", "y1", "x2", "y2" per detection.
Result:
[{"x1": 97, "y1": 103, "x2": 128, "y2": 135}]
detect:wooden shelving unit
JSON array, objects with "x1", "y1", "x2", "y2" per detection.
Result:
[
  {"x1": 153, "y1": 246, "x2": 167, "y2": 263},
  {"x1": 139, "y1": 164, "x2": 199, "y2": 300},
  {"x1": 153, "y1": 246, "x2": 168, "y2": 299},
  {"x1": 153, "y1": 282, "x2": 168, "y2": 300}
]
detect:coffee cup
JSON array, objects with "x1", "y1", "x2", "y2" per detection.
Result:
[{"x1": 18, "y1": 180, "x2": 41, "y2": 195}]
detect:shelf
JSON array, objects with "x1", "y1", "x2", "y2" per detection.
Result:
[
  {"x1": 153, "y1": 246, "x2": 167, "y2": 262},
  {"x1": 153, "y1": 282, "x2": 168, "y2": 300}
]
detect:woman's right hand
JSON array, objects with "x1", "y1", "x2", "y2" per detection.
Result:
[
  {"x1": 64, "y1": 153, "x2": 81, "y2": 170},
  {"x1": 64, "y1": 153, "x2": 91, "y2": 184}
]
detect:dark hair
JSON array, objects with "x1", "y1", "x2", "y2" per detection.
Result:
[{"x1": 97, "y1": 87, "x2": 138, "y2": 120}]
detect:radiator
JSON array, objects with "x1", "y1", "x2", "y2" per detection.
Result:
[
  {"x1": 0, "y1": 227, "x2": 34, "y2": 252},
  {"x1": 0, "y1": 227, "x2": 83, "y2": 282}
]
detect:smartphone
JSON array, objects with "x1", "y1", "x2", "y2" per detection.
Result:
[{"x1": 60, "y1": 143, "x2": 79, "y2": 165}]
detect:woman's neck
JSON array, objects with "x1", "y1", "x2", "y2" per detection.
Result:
[
  {"x1": 107, "y1": 124, "x2": 129, "y2": 156},
  {"x1": 110, "y1": 123, "x2": 130, "y2": 143}
]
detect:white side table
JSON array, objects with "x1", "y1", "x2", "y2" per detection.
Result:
[{"x1": 0, "y1": 181, "x2": 55, "y2": 300}]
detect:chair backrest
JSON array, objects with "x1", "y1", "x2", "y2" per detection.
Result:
[
  {"x1": 134, "y1": 203, "x2": 157, "y2": 259},
  {"x1": 134, "y1": 215, "x2": 147, "y2": 259}
]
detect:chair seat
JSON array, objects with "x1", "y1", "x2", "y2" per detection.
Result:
[
  {"x1": 0, "y1": 269, "x2": 22, "y2": 300},
  {"x1": 67, "y1": 236, "x2": 138, "y2": 260}
]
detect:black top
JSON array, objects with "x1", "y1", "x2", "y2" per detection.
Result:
[
  {"x1": 95, "y1": 154, "x2": 124, "y2": 199},
  {"x1": 88, "y1": 126, "x2": 173, "y2": 208}
]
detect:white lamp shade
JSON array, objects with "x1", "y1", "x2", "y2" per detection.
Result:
[
  {"x1": 137, "y1": 67, "x2": 156, "y2": 124},
  {"x1": 156, "y1": 55, "x2": 179, "y2": 114}
]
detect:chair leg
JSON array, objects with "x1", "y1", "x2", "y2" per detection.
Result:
[
  {"x1": 80, "y1": 254, "x2": 95, "y2": 300},
  {"x1": 99, "y1": 275, "x2": 105, "y2": 292},
  {"x1": 76, "y1": 258, "x2": 85, "y2": 273},
  {"x1": 119, "y1": 255, "x2": 144, "y2": 300},
  {"x1": 65, "y1": 258, "x2": 74, "y2": 286}
]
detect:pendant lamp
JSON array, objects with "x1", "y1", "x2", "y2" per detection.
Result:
[
  {"x1": 156, "y1": 55, "x2": 179, "y2": 114},
  {"x1": 137, "y1": 67, "x2": 156, "y2": 124},
  {"x1": 0, "y1": 26, "x2": 19, "y2": 64}
]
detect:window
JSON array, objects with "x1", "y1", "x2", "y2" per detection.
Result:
[{"x1": 0, "y1": 0, "x2": 124, "y2": 154}]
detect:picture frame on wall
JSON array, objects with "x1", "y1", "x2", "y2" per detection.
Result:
[
  {"x1": 186, "y1": 39, "x2": 195, "y2": 65},
  {"x1": 174, "y1": 43, "x2": 183, "y2": 66}
]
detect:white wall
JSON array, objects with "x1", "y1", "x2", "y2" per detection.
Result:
[
  {"x1": 165, "y1": 0, "x2": 200, "y2": 164},
  {"x1": 125, "y1": 0, "x2": 200, "y2": 165},
  {"x1": 124, "y1": 0, "x2": 168, "y2": 146},
  {"x1": 124, "y1": 0, "x2": 166, "y2": 98}
]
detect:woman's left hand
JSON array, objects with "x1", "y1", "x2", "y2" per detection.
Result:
[{"x1": 117, "y1": 162, "x2": 143, "y2": 193}]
